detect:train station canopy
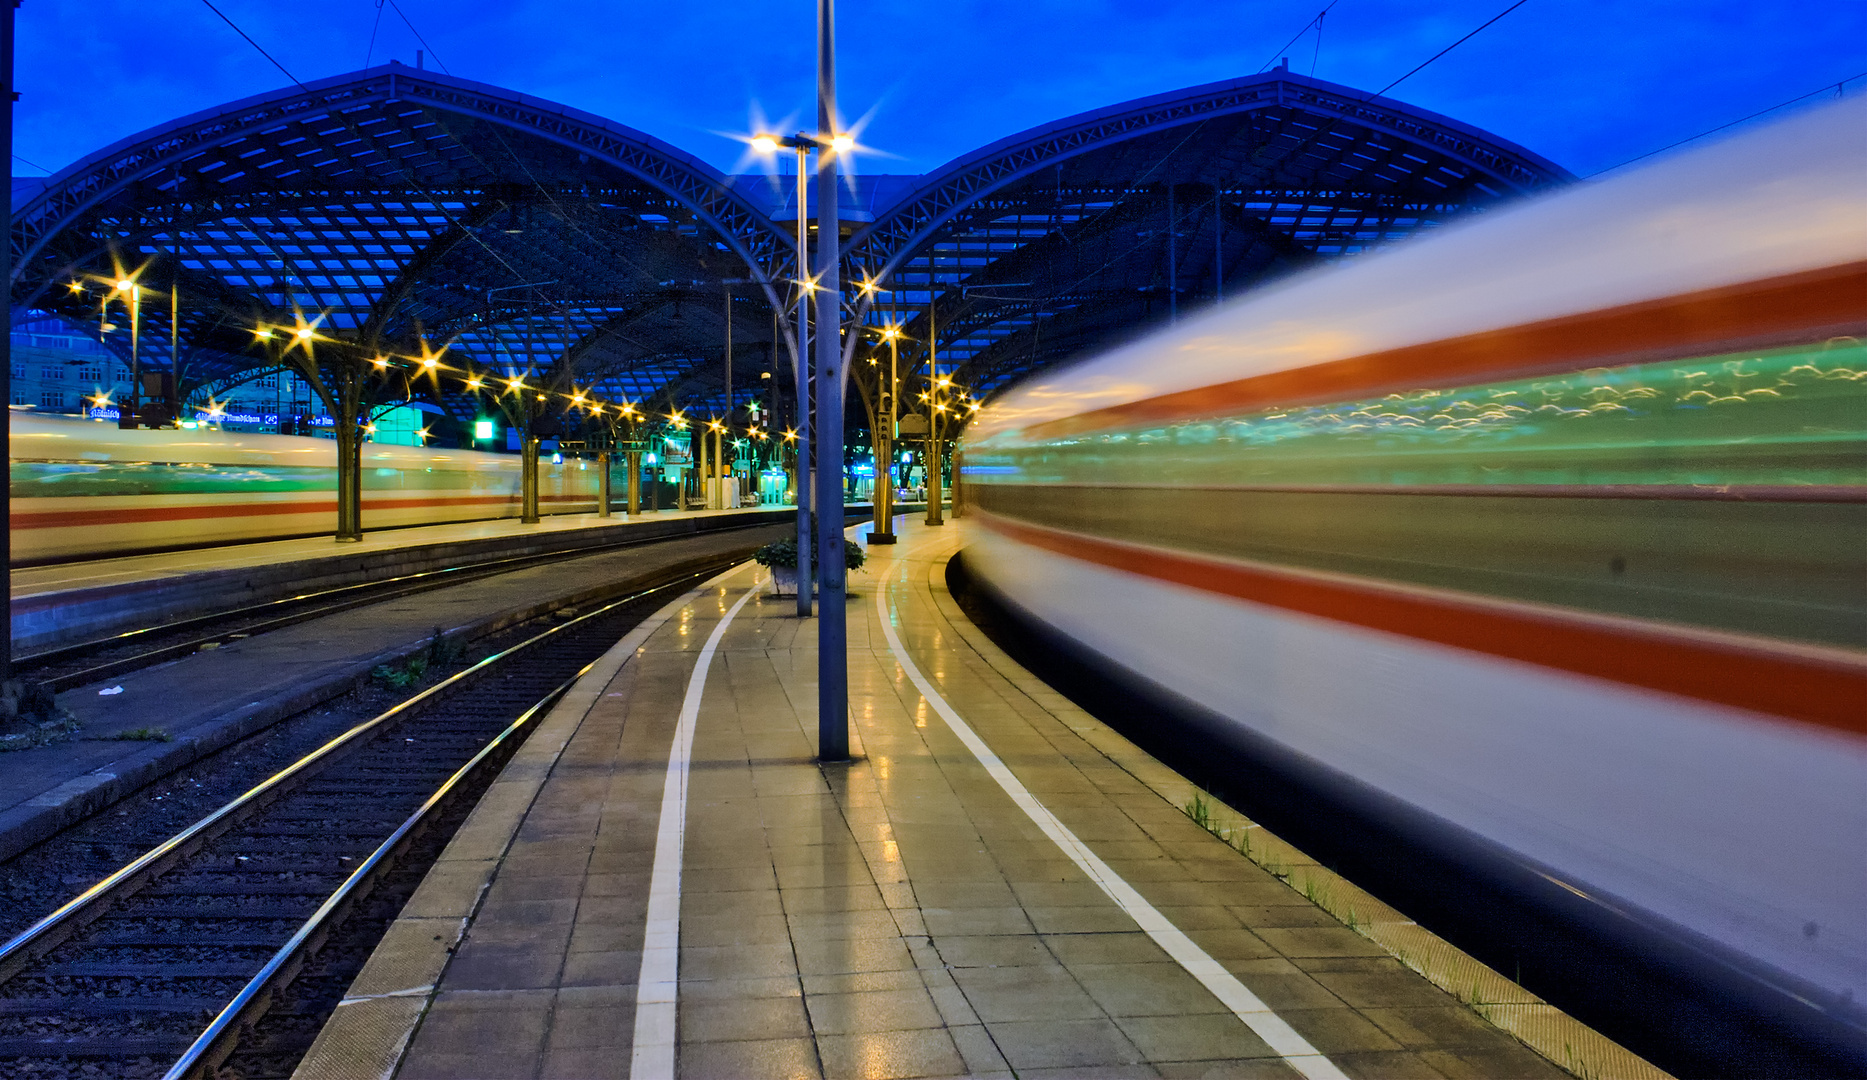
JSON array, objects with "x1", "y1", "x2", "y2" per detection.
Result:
[{"x1": 8, "y1": 64, "x2": 1570, "y2": 430}]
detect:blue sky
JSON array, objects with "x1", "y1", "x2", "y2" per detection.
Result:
[{"x1": 16, "y1": 0, "x2": 1866, "y2": 181}]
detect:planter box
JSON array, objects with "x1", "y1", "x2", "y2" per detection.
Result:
[{"x1": 768, "y1": 565, "x2": 814, "y2": 597}]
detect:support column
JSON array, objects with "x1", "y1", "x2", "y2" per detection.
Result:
[
  {"x1": 925, "y1": 302, "x2": 944, "y2": 526},
  {"x1": 870, "y1": 333, "x2": 896, "y2": 544},
  {"x1": 925, "y1": 422, "x2": 942, "y2": 525},
  {"x1": 698, "y1": 428, "x2": 710, "y2": 509},
  {"x1": 1, "y1": 0, "x2": 14, "y2": 675},
  {"x1": 627, "y1": 449, "x2": 642, "y2": 514},
  {"x1": 813, "y1": 0, "x2": 848, "y2": 762},
  {"x1": 597, "y1": 450, "x2": 612, "y2": 518},
  {"x1": 521, "y1": 424, "x2": 541, "y2": 524},
  {"x1": 334, "y1": 365, "x2": 364, "y2": 542}
]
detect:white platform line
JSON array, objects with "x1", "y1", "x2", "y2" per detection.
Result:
[
  {"x1": 629, "y1": 578, "x2": 758, "y2": 1080},
  {"x1": 877, "y1": 570, "x2": 1349, "y2": 1080}
]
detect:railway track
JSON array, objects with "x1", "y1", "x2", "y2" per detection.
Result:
[
  {"x1": 12, "y1": 518, "x2": 781, "y2": 693},
  {"x1": 0, "y1": 557, "x2": 747, "y2": 1079}
]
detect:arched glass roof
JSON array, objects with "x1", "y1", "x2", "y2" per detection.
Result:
[{"x1": 9, "y1": 66, "x2": 1570, "y2": 431}]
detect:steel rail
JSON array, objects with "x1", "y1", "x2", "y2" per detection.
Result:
[
  {"x1": 163, "y1": 652, "x2": 594, "y2": 1078},
  {"x1": 0, "y1": 563, "x2": 723, "y2": 978}
]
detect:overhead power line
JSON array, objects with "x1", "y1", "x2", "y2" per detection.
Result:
[
  {"x1": 198, "y1": 0, "x2": 307, "y2": 92},
  {"x1": 1375, "y1": 0, "x2": 1531, "y2": 97},
  {"x1": 1592, "y1": 71, "x2": 1866, "y2": 176},
  {"x1": 385, "y1": 0, "x2": 451, "y2": 74},
  {"x1": 1257, "y1": 2, "x2": 1342, "y2": 74}
]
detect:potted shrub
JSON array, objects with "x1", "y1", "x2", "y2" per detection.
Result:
[{"x1": 755, "y1": 535, "x2": 866, "y2": 596}]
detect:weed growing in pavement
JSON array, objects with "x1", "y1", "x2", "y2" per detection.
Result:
[
  {"x1": 1185, "y1": 791, "x2": 1214, "y2": 831},
  {"x1": 371, "y1": 653, "x2": 429, "y2": 689},
  {"x1": 373, "y1": 629, "x2": 474, "y2": 690},
  {"x1": 97, "y1": 727, "x2": 172, "y2": 742},
  {"x1": 1563, "y1": 1042, "x2": 1601, "y2": 1080}
]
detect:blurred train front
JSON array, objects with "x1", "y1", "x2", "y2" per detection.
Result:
[{"x1": 958, "y1": 96, "x2": 1866, "y2": 1059}]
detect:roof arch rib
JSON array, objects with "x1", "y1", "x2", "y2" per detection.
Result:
[{"x1": 848, "y1": 69, "x2": 1569, "y2": 284}]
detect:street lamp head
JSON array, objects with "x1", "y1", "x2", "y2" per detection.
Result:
[
  {"x1": 831, "y1": 134, "x2": 854, "y2": 154},
  {"x1": 372, "y1": 356, "x2": 388, "y2": 368},
  {"x1": 115, "y1": 278, "x2": 134, "y2": 292},
  {"x1": 751, "y1": 135, "x2": 781, "y2": 154},
  {"x1": 297, "y1": 327, "x2": 316, "y2": 341},
  {"x1": 423, "y1": 356, "x2": 438, "y2": 369}
]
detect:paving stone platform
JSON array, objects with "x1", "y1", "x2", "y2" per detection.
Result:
[{"x1": 295, "y1": 517, "x2": 1665, "y2": 1080}]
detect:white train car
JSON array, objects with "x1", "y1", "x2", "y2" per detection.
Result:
[
  {"x1": 959, "y1": 95, "x2": 1866, "y2": 1056},
  {"x1": 8, "y1": 413, "x2": 601, "y2": 562}
]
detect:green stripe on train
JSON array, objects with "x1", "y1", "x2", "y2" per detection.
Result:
[{"x1": 968, "y1": 342, "x2": 1867, "y2": 489}]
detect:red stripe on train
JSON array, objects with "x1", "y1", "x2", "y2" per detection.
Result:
[
  {"x1": 976, "y1": 511, "x2": 1867, "y2": 738},
  {"x1": 1019, "y1": 261, "x2": 1867, "y2": 442}
]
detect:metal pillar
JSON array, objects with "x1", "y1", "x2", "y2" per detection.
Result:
[
  {"x1": 925, "y1": 296, "x2": 944, "y2": 526},
  {"x1": 521, "y1": 426, "x2": 541, "y2": 524},
  {"x1": 335, "y1": 366, "x2": 364, "y2": 542},
  {"x1": 627, "y1": 449, "x2": 642, "y2": 514},
  {"x1": 812, "y1": 0, "x2": 848, "y2": 761},
  {"x1": 1168, "y1": 183, "x2": 1178, "y2": 324},
  {"x1": 1214, "y1": 187, "x2": 1224, "y2": 303},
  {"x1": 597, "y1": 450, "x2": 612, "y2": 518},
  {"x1": 870, "y1": 326, "x2": 897, "y2": 543},
  {"x1": 1, "y1": 0, "x2": 13, "y2": 675}
]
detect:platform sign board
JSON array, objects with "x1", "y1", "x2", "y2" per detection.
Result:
[{"x1": 898, "y1": 413, "x2": 929, "y2": 436}]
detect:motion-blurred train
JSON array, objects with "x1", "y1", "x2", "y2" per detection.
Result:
[
  {"x1": 960, "y1": 96, "x2": 1866, "y2": 1054},
  {"x1": 7, "y1": 415, "x2": 602, "y2": 562}
]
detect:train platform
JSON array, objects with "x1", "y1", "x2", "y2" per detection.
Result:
[
  {"x1": 9, "y1": 505, "x2": 798, "y2": 654},
  {"x1": 0, "y1": 521, "x2": 794, "y2": 864},
  {"x1": 295, "y1": 517, "x2": 1664, "y2": 1080}
]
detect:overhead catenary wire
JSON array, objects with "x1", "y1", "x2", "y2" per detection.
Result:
[
  {"x1": 384, "y1": 0, "x2": 451, "y2": 74},
  {"x1": 1373, "y1": 0, "x2": 1530, "y2": 97},
  {"x1": 1591, "y1": 70, "x2": 1866, "y2": 176},
  {"x1": 363, "y1": 0, "x2": 388, "y2": 68},
  {"x1": 198, "y1": 0, "x2": 306, "y2": 93},
  {"x1": 1257, "y1": 2, "x2": 1342, "y2": 74}
]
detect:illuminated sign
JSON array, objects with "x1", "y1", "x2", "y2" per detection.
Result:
[{"x1": 474, "y1": 419, "x2": 495, "y2": 440}]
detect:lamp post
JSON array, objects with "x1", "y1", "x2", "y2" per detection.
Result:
[
  {"x1": 752, "y1": 132, "x2": 816, "y2": 618},
  {"x1": 756, "y1": 0, "x2": 850, "y2": 761}
]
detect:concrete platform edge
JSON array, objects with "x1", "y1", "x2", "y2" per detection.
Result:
[
  {"x1": 925, "y1": 549, "x2": 1673, "y2": 1080},
  {"x1": 0, "y1": 554, "x2": 744, "y2": 865},
  {"x1": 290, "y1": 561, "x2": 754, "y2": 1080}
]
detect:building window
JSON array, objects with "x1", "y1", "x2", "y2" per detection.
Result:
[
  {"x1": 10, "y1": 363, "x2": 24, "y2": 379},
  {"x1": 11, "y1": 391, "x2": 28, "y2": 406},
  {"x1": 39, "y1": 390, "x2": 64, "y2": 408},
  {"x1": 41, "y1": 366, "x2": 64, "y2": 381},
  {"x1": 78, "y1": 365, "x2": 102, "y2": 381}
]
